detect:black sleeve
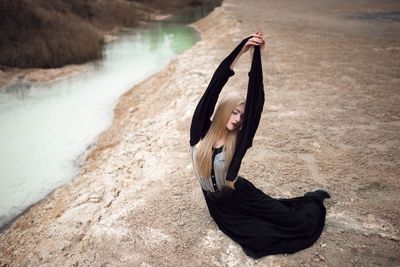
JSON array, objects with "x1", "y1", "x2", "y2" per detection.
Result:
[
  {"x1": 189, "y1": 36, "x2": 252, "y2": 147},
  {"x1": 226, "y1": 45, "x2": 265, "y2": 181}
]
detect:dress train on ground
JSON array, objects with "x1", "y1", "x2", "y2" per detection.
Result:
[{"x1": 203, "y1": 176, "x2": 330, "y2": 259}]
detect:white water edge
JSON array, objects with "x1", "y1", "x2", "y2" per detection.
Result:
[{"x1": 0, "y1": 23, "x2": 200, "y2": 228}]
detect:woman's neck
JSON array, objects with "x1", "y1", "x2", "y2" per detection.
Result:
[{"x1": 213, "y1": 132, "x2": 228, "y2": 148}]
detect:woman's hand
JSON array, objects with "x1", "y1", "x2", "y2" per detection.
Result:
[
  {"x1": 226, "y1": 180, "x2": 236, "y2": 189},
  {"x1": 230, "y1": 31, "x2": 266, "y2": 70},
  {"x1": 241, "y1": 31, "x2": 266, "y2": 58}
]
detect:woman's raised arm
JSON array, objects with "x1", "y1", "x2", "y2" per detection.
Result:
[
  {"x1": 189, "y1": 36, "x2": 252, "y2": 147},
  {"x1": 226, "y1": 44, "x2": 265, "y2": 181}
]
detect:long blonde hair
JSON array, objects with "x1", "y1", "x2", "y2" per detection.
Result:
[{"x1": 194, "y1": 92, "x2": 245, "y2": 178}]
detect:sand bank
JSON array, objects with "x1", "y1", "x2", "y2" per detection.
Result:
[{"x1": 1, "y1": 0, "x2": 399, "y2": 266}]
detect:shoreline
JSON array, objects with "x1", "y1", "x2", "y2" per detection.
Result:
[
  {"x1": 1, "y1": 0, "x2": 399, "y2": 266},
  {"x1": 0, "y1": 24, "x2": 161, "y2": 91},
  {"x1": 0, "y1": 5, "x2": 212, "y2": 232},
  {"x1": 0, "y1": 2, "x2": 213, "y2": 91},
  {"x1": 0, "y1": 0, "x2": 221, "y2": 86}
]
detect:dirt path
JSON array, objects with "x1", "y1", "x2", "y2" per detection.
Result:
[{"x1": 1, "y1": 0, "x2": 399, "y2": 266}]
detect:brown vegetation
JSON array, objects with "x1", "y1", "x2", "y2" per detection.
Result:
[{"x1": 0, "y1": 0, "x2": 218, "y2": 69}]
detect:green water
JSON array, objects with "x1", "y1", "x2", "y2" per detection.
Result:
[{"x1": 0, "y1": 2, "x2": 220, "y2": 230}]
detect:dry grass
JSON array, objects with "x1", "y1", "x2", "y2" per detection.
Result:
[{"x1": 0, "y1": 0, "x2": 217, "y2": 68}]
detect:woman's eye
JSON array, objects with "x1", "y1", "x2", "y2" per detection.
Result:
[{"x1": 233, "y1": 111, "x2": 238, "y2": 115}]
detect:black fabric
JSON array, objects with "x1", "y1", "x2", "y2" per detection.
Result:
[
  {"x1": 227, "y1": 43, "x2": 264, "y2": 181},
  {"x1": 203, "y1": 177, "x2": 328, "y2": 258},
  {"x1": 189, "y1": 35, "x2": 264, "y2": 181},
  {"x1": 210, "y1": 147, "x2": 222, "y2": 191},
  {"x1": 191, "y1": 37, "x2": 329, "y2": 258},
  {"x1": 190, "y1": 36, "x2": 250, "y2": 147}
]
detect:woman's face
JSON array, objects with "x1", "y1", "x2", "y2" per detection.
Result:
[{"x1": 227, "y1": 103, "x2": 245, "y2": 131}]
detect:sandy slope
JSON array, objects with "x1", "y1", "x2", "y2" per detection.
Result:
[{"x1": 1, "y1": 0, "x2": 399, "y2": 266}]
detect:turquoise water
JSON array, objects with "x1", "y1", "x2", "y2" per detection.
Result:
[{"x1": 0, "y1": 4, "x2": 218, "y2": 229}]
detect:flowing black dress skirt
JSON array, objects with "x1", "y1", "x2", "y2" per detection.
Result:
[{"x1": 202, "y1": 176, "x2": 329, "y2": 259}]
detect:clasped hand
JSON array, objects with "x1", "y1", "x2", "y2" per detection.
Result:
[{"x1": 241, "y1": 31, "x2": 266, "y2": 57}]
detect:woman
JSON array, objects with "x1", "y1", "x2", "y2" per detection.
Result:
[{"x1": 189, "y1": 32, "x2": 330, "y2": 259}]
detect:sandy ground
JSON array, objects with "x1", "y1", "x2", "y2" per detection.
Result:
[{"x1": 1, "y1": 0, "x2": 400, "y2": 266}]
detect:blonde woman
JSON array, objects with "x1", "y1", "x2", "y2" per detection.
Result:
[{"x1": 190, "y1": 32, "x2": 330, "y2": 258}]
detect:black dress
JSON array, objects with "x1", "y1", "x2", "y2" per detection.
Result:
[{"x1": 190, "y1": 36, "x2": 329, "y2": 259}]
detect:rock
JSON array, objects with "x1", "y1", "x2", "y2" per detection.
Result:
[{"x1": 87, "y1": 195, "x2": 102, "y2": 203}]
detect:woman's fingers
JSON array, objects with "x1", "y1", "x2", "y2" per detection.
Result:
[
  {"x1": 252, "y1": 32, "x2": 263, "y2": 38},
  {"x1": 254, "y1": 38, "x2": 264, "y2": 44},
  {"x1": 250, "y1": 35, "x2": 264, "y2": 43},
  {"x1": 247, "y1": 37, "x2": 265, "y2": 46},
  {"x1": 242, "y1": 32, "x2": 266, "y2": 54},
  {"x1": 247, "y1": 41, "x2": 260, "y2": 46},
  {"x1": 254, "y1": 35, "x2": 265, "y2": 46}
]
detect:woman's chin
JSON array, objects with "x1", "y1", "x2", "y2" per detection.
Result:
[{"x1": 227, "y1": 124, "x2": 237, "y2": 131}]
